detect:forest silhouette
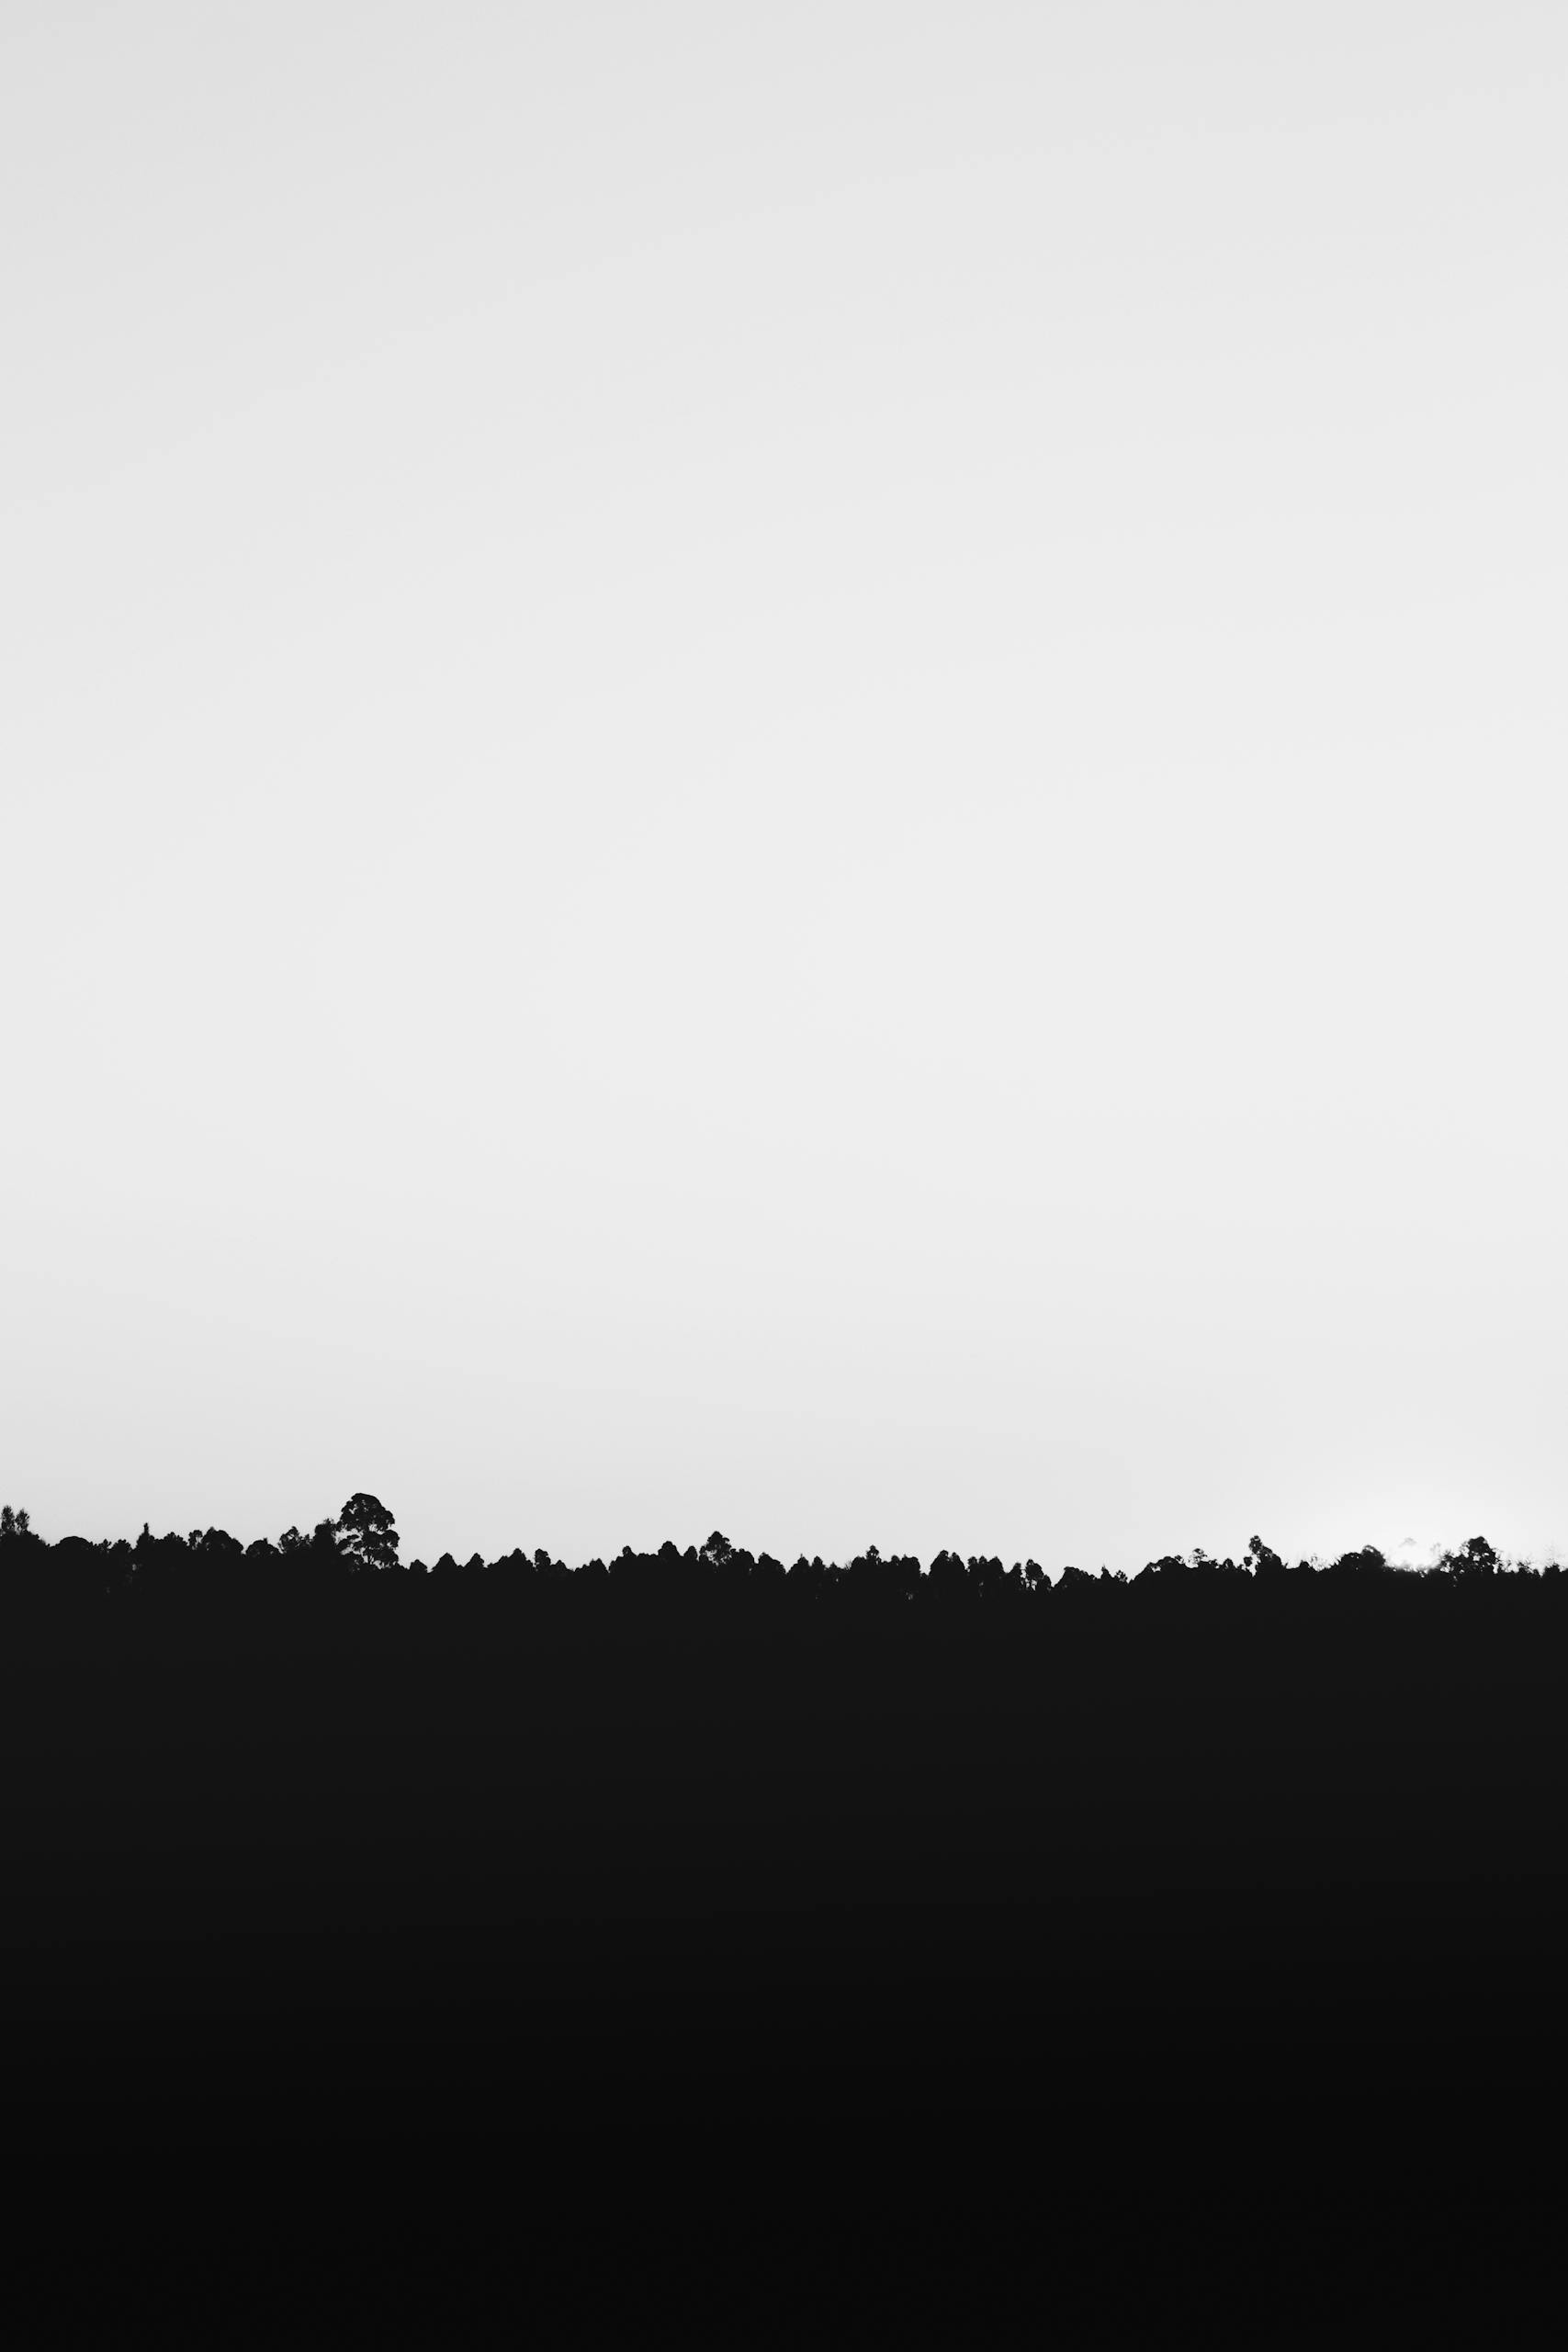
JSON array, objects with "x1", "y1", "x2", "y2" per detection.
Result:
[
  {"x1": 0, "y1": 1493, "x2": 1551, "y2": 1639},
  {"x1": 3, "y1": 1487, "x2": 1566, "y2": 2341}
]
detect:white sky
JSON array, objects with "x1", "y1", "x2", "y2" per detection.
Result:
[{"x1": 4, "y1": 3, "x2": 1565, "y2": 1568}]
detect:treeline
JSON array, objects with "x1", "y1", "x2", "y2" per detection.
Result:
[{"x1": 0, "y1": 1496, "x2": 1561, "y2": 1634}]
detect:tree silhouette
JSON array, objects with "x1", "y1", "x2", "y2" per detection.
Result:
[
  {"x1": 1446, "y1": 1533, "x2": 1500, "y2": 1579},
  {"x1": 336, "y1": 1493, "x2": 400, "y2": 1573}
]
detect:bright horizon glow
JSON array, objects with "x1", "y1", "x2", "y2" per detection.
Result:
[{"x1": 4, "y1": 5, "x2": 1566, "y2": 1573}]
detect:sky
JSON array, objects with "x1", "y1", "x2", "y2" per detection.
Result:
[{"x1": 3, "y1": 2, "x2": 1566, "y2": 1570}]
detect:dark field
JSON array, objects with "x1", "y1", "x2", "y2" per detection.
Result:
[{"x1": 4, "y1": 1582, "x2": 1564, "y2": 2342}]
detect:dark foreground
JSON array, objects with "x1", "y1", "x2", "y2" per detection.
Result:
[{"x1": 5, "y1": 1609, "x2": 1564, "y2": 2343}]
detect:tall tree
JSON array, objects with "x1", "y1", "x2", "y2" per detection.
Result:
[{"x1": 336, "y1": 1493, "x2": 400, "y2": 1574}]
